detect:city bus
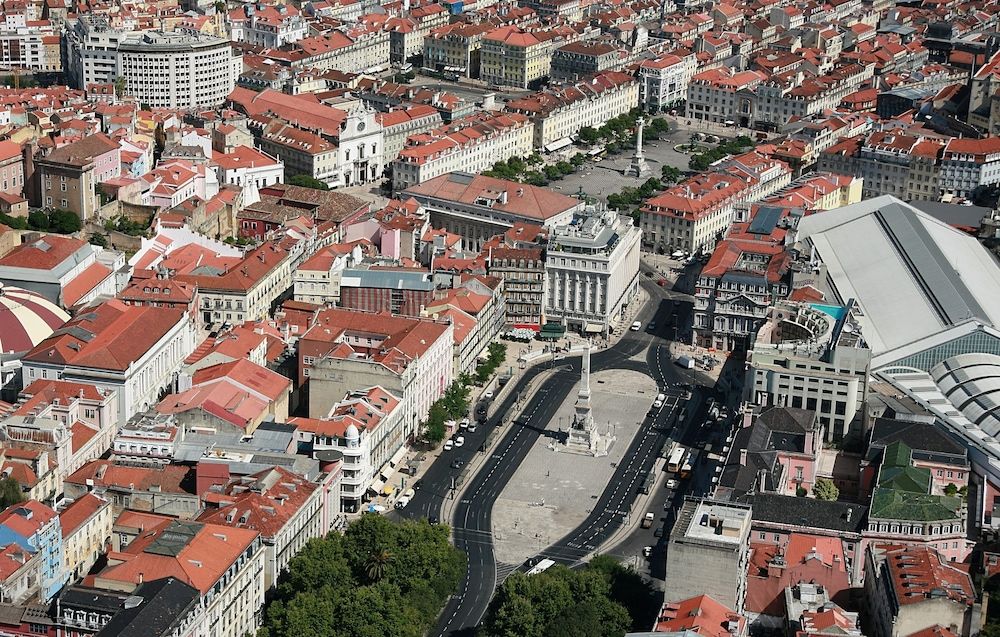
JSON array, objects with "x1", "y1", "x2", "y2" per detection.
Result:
[
  {"x1": 667, "y1": 445, "x2": 689, "y2": 474},
  {"x1": 680, "y1": 449, "x2": 699, "y2": 479},
  {"x1": 526, "y1": 558, "x2": 556, "y2": 575}
]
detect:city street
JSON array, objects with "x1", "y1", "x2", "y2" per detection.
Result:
[{"x1": 397, "y1": 274, "x2": 717, "y2": 636}]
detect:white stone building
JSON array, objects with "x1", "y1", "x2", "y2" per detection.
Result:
[
  {"x1": 544, "y1": 207, "x2": 642, "y2": 335},
  {"x1": 505, "y1": 70, "x2": 639, "y2": 149},
  {"x1": 20, "y1": 299, "x2": 197, "y2": 424},
  {"x1": 639, "y1": 52, "x2": 697, "y2": 111},
  {"x1": 115, "y1": 31, "x2": 243, "y2": 109},
  {"x1": 291, "y1": 386, "x2": 405, "y2": 512},
  {"x1": 392, "y1": 112, "x2": 533, "y2": 191}
]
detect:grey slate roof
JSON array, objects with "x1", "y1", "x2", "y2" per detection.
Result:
[{"x1": 745, "y1": 493, "x2": 867, "y2": 534}]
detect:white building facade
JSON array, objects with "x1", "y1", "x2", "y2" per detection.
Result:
[
  {"x1": 545, "y1": 208, "x2": 642, "y2": 335},
  {"x1": 115, "y1": 31, "x2": 243, "y2": 109}
]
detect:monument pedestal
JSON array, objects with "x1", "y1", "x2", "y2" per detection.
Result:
[{"x1": 562, "y1": 344, "x2": 612, "y2": 457}]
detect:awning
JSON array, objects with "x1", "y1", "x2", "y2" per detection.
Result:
[
  {"x1": 544, "y1": 137, "x2": 573, "y2": 153},
  {"x1": 389, "y1": 446, "x2": 407, "y2": 467},
  {"x1": 584, "y1": 323, "x2": 604, "y2": 334},
  {"x1": 539, "y1": 322, "x2": 566, "y2": 340},
  {"x1": 379, "y1": 467, "x2": 394, "y2": 482},
  {"x1": 367, "y1": 477, "x2": 386, "y2": 494}
]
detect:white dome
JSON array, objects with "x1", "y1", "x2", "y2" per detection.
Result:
[{"x1": 345, "y1": 423, "x2": 360, "y2": 439}]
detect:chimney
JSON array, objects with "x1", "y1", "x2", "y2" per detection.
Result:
[{"x1": 739, "y1": 448, "x2": 748, "y2": 466}]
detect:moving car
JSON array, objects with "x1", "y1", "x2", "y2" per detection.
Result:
[
  {"x1": 455, "y1": 436, "x2": 465, "y2": 448},
  {"x1": 643, "y1": 546, "x2": 653, "y2": 558},
  {"x1": 641, "y1": 512, "x2": 655, "y2": 528},
  {"x1": 631, "y1": 321, "x2": 642, "y2": 331},
  {"x1": 665, "y1": 479, "x2": 679, "y2": 490},
  {"x1": 468, "y1": 422, "x2": 478, "y2": 433},
  {"x1": 450, "y1": 459, "x2": 464, "y2": 469}
]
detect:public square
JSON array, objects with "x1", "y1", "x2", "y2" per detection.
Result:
[{"x1": 491, "y1": 368, "x2": 657, "y2": 565}]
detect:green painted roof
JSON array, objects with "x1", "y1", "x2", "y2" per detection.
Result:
[
  {"x1": 878, "y1": 465, "x2": 932, "y2": 494},
  {"x1": 869, "y1": 488, "x2": 963, "y2": 522},
  {"x1": 882, "y1": 440, "x2": 912, "y2": 468}
]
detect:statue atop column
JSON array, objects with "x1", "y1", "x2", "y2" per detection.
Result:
[{"x1": 626, "y1": 117, "x2": 651, "y2": 178}]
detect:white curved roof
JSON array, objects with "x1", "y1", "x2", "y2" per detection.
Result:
[
  {"x1": 797, "y1": 196, "x2": 1000, "y2": 355},
  {"x1": 931, "y1": 353, "x2": 1000, "y2": 437},
  {"x1": 0, "y1": 284, "x2": 70, "y2": 354}
]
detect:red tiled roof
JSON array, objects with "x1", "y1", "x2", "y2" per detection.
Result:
[
  {"x1": 654, "y1": 595, "x2": 744, "y2": 637},
  {"x1": 23, "y1": 299, "x2": 186, "y2": 373},
  {"x1": 59, "y1": 493, "x2": 107, "y2": 538},
  {"x1": 62, "y1": 262, "x2": 112, "y2": 307},
  {"x1": 197, "y1": 466, "x2": 317, "y2": 539},
  {"x1": 66, "y1": 460, "x2": 193, "y2": 495},
  {"x1": 97, "y1": 518, "x2": 258, "y2": 594},
  {"x1": 0, "y1": 235, "x2": 87, "y2": 271}
]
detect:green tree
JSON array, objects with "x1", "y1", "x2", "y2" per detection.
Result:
[
  {"x1": 27, "y1": 209, "x2": 48, "y2": 230},
  {"x1": 944, "y1": 483, "x2": 958, "y2": 496},
  {"x1": 526, "y1": 153, "x2": 543, "y2": 165},
  {"x1": 689, "y1": 154, "x2": 711, "y2": 172},
  {"x1": 364, "y1": 548, "x2": 393, "y2": 583},
  {"x1": 813, "y1": 478, "x2": 839, "y2": 501},
  {"x1": 113, "y1": 76, "x2": 127, "y2": 98},
  {"x1": 287, "y1": 174, "x2": 330, "y2": 191},
  {"x1": 661, "y1": 165, "x2": 682, "y2": 184},
  {"x1": 48, "y1": 208, "x2": 81, "y2": 234},
  {"x1": 570, "y1": 153, "x2": 587, "y2": 167},
  {"x1": 88, "y1": 233, "x2": 109, "y2": 247},
  {"x1": 578, "y1": 127, "x2": 600, "y2": 144},
  {"x1": 523, "y1": 171, "x2": 547, "y2": 187},
  {"x1": 482, "y1": 564, "x2": 631, "y2": 637},
  {"x1": 555, "y1": 161, "x2": 574, "y2": 176},
  {"x1": 543, "y1": 165, "x2": 561, "y2": 181},
  {"x1": 0, "y1": 477, "x2": 24, "y2": 510},
  {"x1": 262, "y1": 516, "x2": 463, "y2": 637}
]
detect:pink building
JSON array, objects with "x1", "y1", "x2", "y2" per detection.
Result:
[{"x1": 716, "y1": 407, "x2": 822, "y2": 501}]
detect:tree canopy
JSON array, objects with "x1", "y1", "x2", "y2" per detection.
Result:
[
  {"x1": 259, "y1": 515, "x2": 465, "y2": 637},
  {"x1": 813, "y1": 478, "x2": 839, "y2": 501},
  {"x1": 0, "y1": 477, "x2": 24, "y2": 510},
  {"x1": 287, "y1": 174, "x2": 330, "y2": 191},
  {"x1": 480, "y1": 556, "x2": 659, "y2": 637}
]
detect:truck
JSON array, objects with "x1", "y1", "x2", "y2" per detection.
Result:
[
  {"x1": 641, "y1": 512, "x2": 655, "y2": 529},
  {"x1": 675, "y1": 356, "x2": 695, "y2": 369}
]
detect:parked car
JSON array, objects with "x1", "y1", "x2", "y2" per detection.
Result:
[
  {"x1": 631, "y1": 321, "x2": 642, "y2": 331},
  {"x1": 450, "y1": 459, "x2": 464, "y2": 469},
  {"x1": 654, "y1": 526, "x2": 664, "y2": 538},
  {"x1": 455, "y1": 436, "x2": 465, "y2": 448},
  {"x1": 444, "y1": 440, "x2": 454, "y2": 450},
  {"x1": 483, "y1": 389, "x2": 494, "y2": 400},
  {"x1": 468, "y1": 422, "x2": 478, "y2": 433},
  {"x1": 643, "y1": 546, "x2": 653, "y2": 558},
  {"x1": 665, "y1": 479, "x2": 679, "y2": 490}
]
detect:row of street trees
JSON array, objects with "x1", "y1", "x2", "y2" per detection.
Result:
[
  {"x1": 483, "y1": 153, "x2": 588, "y2": 187},
  {"x1": 259, "y1": 515, "x2": 465, "y2": 637},
  {"x1": 687, "y1": 135, "x2": 755, "y2": 172},
  {"x1": 424, "y1": 343, "x2": 507, "y2": 443}
]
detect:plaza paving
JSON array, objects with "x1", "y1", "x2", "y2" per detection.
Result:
[{"x1": 491, "y1": 368, "x2": 658, "y2": 565}]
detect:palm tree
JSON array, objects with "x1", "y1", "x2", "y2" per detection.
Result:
[{"x1": 364, "y1": 549, "x2": 393, "y2": 582}]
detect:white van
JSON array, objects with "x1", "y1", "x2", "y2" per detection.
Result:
[{"x1": 631, "y1": 321, "x2": 642, "y2": 331}]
